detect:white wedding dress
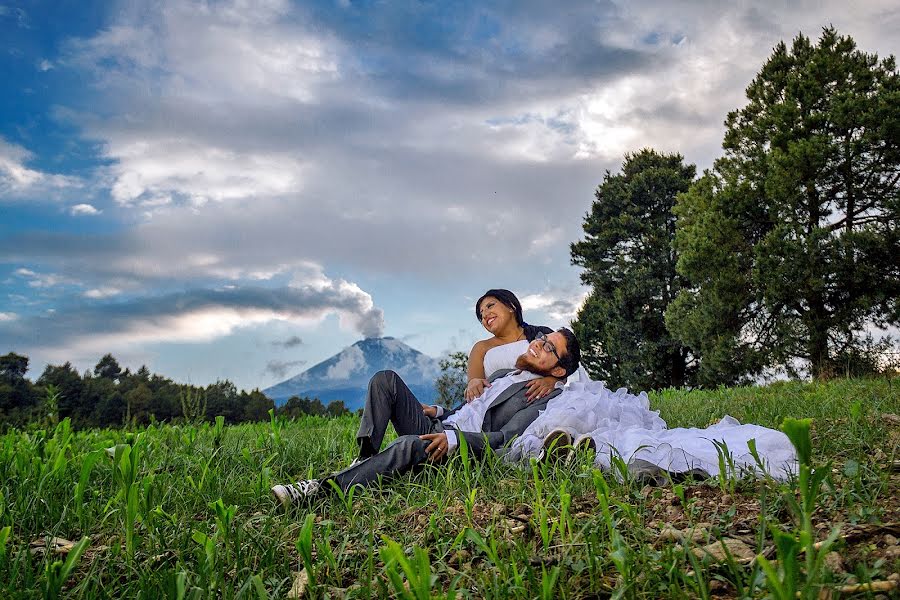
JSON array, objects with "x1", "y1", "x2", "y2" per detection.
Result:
[{"x1": 483, "y1": 341, "x2": 797, "y2": 481}]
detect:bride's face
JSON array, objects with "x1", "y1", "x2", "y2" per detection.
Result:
[{"x1": 479, "y1": 296, "x2": 515, "y2": 335}]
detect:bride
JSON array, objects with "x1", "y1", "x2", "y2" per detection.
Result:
[{"x1": 472, "y1": 320, "x2": 796, "y2": 482}]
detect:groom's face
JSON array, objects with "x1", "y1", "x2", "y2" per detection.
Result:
[{"x1": 515, "y1": 331, "x2": 568, "y2": 378}]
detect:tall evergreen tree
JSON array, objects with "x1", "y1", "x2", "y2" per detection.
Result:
[
  {"x1": 85, "y1": 376, "x2": 124, "y2": 426},
  {"x1": 241, "y1": 390, "x2": 274, "y2": 421},
  {"x1": 0, "y1": 352, "x2": 36, "y2": 415},
  {"x1": 37, "y1": 362, "x2": 85, "y2": 420},
  {"x1": 124, "y1": 384, "x2": 153, "y2": 424},
  {"x1": 0, "y1": 353, "x2": 29, "y2": 383},
  {"x1": 94, "y1": 354, "x2": 123, "y2": 381},
  {"x1": 668, "y1": 28, "x2": 900, "y2": 382},
  {"x1": 205, "y1": 380, "x2": 240, "y2": 423},
  {"x1": 571, "y1": 149, "x2": 697, "y2": 389}
]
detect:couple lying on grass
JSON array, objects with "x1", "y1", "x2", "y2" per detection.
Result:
[{"x1": 272, "y1": 289, "x2": 797, "y2": 506}]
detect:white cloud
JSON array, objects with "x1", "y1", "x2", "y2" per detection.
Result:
[
  {"x1": 29, "y1": 1, "x2": 696, "y2": 280},
  {"x1": 483, "y1": 112, "x2": 577, "y2": 163},
  {"x1": 83, "y1": 287, "x2": 121, "y2": 299},
  {"x1": 63, "y1": 0, "x2": 339, "y2": 213},
  {"x1": 521, "y1": 289, "x2": 589, "y2": 322},
  {"x1": 0, "y1": 137, "x2": 81, "y2": 197},
  {"x1": 38, "y1": 59, "x2": 53, "y2": 71},
  {"x1": 264, "y1": 358, "x2": 307, "y2": 378},
  {"x1": 528, "y1": 227, "x2": 564, "y2": 257},
  {"x1": 1, "y1": 139, "x2": 45, "y2": 189},
  {"x1": 1, "y1": 264, "x2": 384, "y2": 354},
  {"x1": 474, "y1": 21, "x2": 751, "y2": 166},
  {"x1": 105, "y1": 137, "x2": 306, "y2": 207},
  {"x1": 70, "y1": 203, "x2": 101, "y2": 215},
  {"x1": 0, "y1": 312, "x2": 17, "y2": 322},
  {"x1": 14, "y1": 268, "x2": 68, "y2": 288},
  {"x1": 72, "y1": 303, "x2": 338, "y2": 353},
  {"x1": 459, "y1": 2, "x2": 900, "y2": 171}
]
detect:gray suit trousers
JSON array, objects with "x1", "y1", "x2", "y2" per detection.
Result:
[
  {"x1": 334, "y1": 370, "x2": 441, "y2": 490},
  {"x1": 355, "y1": 370, "x2": 438, "y2": 457}
]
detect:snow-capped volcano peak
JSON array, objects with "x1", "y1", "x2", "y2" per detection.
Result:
[{"x1": 263, "y1": 337, "x2": 441, "y2": 409}]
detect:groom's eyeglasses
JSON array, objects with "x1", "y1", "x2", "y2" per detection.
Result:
[{"x1": 534, "y1": 332, "x2": 560, "y2": 362}]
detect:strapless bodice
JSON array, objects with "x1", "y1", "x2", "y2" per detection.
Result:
[{"x1": 482, "y1": 340, "x2": 529, "y2": 378}]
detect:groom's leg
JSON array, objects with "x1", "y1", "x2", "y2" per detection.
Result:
[
  {"x1": 356, "y1": 370, "x2": 434, "y2": 458},
  {"x1": 332, "y1": 428, "x2": 440, "y2": 491}
]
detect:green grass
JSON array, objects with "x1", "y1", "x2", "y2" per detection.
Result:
[{"x1": 1, "y1": 377, "x2": 898, "y2": 598}]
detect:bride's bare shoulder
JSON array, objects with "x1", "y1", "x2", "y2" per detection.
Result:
[
  {"x1": 473, "y1": 337, "x2": 507, "y2": 352},
  {"x1": 472, "y1": 337, "x2": 508, "y2": 359}
]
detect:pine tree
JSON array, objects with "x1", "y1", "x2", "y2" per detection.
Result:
[
  {"x1": 571, "y1": 149, "x2": 697, "y2": 389},
  {"x1": 668, "y1": 28, "x2": 900, "y2": 381}
]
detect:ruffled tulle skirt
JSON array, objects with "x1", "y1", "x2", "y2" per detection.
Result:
[{"x1": 506, "y1": 381, "x2": 797, "y2": 481}]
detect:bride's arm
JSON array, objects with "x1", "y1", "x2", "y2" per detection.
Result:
[
  {"x1": 465, "y1": 340, "x2": 491, "y2": 402},
  {"x1": 524, "y1": 376, "x2": 562, "y2": 402},
  {"x1": 467, "y1": 340, "x2": 488, "y2": 380}
]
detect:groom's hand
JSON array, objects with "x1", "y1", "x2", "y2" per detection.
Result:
[{"x1": 419, "y1": 433, "x2": 449, "y2": 461}]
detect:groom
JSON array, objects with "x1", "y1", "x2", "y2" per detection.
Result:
[{"x1": 272, "y1": 328, "x2": 580, "y2": 504}]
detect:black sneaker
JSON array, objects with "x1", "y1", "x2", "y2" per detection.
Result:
[{"x1": 271, "y1": 479, "x2": 321, "y2": 506}]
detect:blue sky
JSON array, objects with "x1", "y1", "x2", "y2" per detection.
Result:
[{"x1": 1, "y1": 0, "x2": 897, "y2": 390}]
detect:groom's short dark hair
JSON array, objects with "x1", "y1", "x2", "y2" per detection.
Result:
[{"x1": 556, "y1": 327, "x2": 580, "y2": 377}]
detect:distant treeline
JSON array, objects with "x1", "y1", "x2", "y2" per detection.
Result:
[{"x1": 0, "y1": 352, "x2": 349, "y2": 429}]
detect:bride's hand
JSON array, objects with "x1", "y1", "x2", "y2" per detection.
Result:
[
  {"x1": 524, "y1": 377, "x2": 558, "y2": 403},
  {"x1": 465, "y1": 378, "x2": 490, "y2": 402}
]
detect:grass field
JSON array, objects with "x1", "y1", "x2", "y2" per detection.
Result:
[{"x1": 1, "y1": 377, "x2": 899, "y2": 598}]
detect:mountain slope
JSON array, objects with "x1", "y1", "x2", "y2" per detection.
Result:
[{"x1": 263, "y1": 337, "x2": 441, "y2": 410}]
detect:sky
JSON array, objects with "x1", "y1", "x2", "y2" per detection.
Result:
[{"x1": 1, "y1": 0, "x2": 898, "y2": 391}]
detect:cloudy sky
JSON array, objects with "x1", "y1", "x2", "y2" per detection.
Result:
[{"x1": 1, "y1": 0, "x2": 897, "y2": 390}]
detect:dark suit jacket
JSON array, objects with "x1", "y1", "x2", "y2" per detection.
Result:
[{"x1": 442, "y1": 368, "x2": 562, "y2": 457}]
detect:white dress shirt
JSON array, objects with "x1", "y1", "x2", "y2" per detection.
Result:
[{"x1": 434, "y1": 370, "x2": 545, "y2": 454}]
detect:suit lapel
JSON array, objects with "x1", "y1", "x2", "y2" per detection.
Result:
[
  {"x1": 487, "y1": 368, "x2": 515, "y2": 383},
  {"x1": 488, "y1": 380, "x2": 528, "y2": 410},
  {"x1": 482, "y1": 379, "x2": 528, "y2": 432}
]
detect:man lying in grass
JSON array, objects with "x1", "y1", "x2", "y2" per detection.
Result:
[{"x1": 272, "y1": 328, "x2": 581, "y2": 505}]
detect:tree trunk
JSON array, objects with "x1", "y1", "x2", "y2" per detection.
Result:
[
  {"x1": 807, "y1": 295, "x2": 830, "y2": 378},
  {"x1": 806, "y1": 172, "x2": 829, "y2": 378},
  {"x1": 670, "y1": 347, "x2": 687, "y2": 388}
]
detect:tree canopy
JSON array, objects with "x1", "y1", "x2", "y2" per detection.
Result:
[
  {"x1": 434, "y1": 351, "x2": 467, "y2": 408},
  {"x1": 667, "y1": 27, "x2": 899, "y2": 382},
  {"x1": 0, "y1": 353, "x2": 29, "y2": 383},
  {"x1": 94, "y1": 354, "x2": 123, "y2": 381},
  {"x1": 571, "y1": 149, "x2": 698, "y2": 390}
]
